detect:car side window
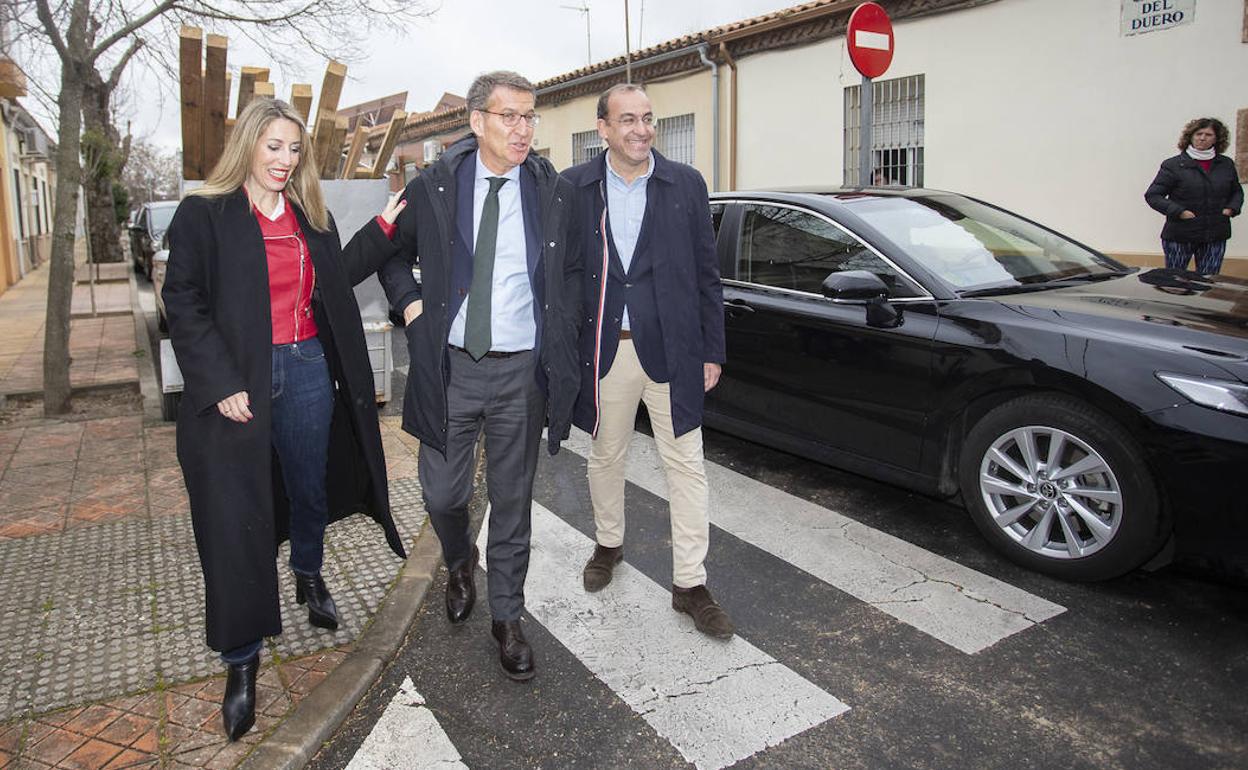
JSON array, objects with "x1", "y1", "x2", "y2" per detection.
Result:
[
  {"x1": 738, "y1": 204, "x2": 920, "y2": 297},
  {"x1": 710, "y1": 202, "x2": 725, "y2": 238}
]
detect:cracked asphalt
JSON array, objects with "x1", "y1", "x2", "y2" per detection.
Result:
[{"x1": 308, "y1": 414, "x2": 1248, "y2": 769}]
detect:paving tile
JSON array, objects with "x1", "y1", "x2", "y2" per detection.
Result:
[
  {"x1": 61, "y1": 706, "x2": 122, "y2": 738},
  {"x1": 0, "y1": 723, "x2": 26, "y2": 754},
  {"x1": 199, "y1": 740, "x2": 251, "y2": 770},
  {"x1": 22, "y1": 729, "x2": 86, "y2": 766},
  {"x1": 58, "y1": 738, "x2": 124, "y2": 770},
  {"x1": 125, "y1": 728, "x2": 159, "y2": 756},
  {"x1": 100, "y1": 747, "x2": 159, "y2": 768},
  {"x1": 95, "y1": 713, "x2": 151, "y2": 748},
  {"x1": 165, "y1": 697, "x2": 217, "y2": 731}
]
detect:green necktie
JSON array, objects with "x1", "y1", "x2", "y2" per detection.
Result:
[{"x1": 464, "y1": 176, "x2": 509, "y2": 361}]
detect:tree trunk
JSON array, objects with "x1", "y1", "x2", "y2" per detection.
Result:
[
  {"x1": 81, "y1": 75, "x2": 125, "y2": 264},
  {"x1": 43, "y1": 64, "x2": 86, "y2": 416}
]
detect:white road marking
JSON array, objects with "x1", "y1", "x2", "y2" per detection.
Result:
[
  {"x1": 477, "y1": 503, "x2": 849, "y2": 770},
  {"x1": 346, "y1": 676, "x2": 467, "y2": 770},
  {"x1": 855, "y1": 30, "x2": 892, "y2": 50},
  {"x1": 561, "y1": 429, "x2": 1066, "y2": 655}
]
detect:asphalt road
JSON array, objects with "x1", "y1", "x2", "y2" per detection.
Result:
[{"x1": 307, "y1": 410, "x2": 1248, "y2": 770}]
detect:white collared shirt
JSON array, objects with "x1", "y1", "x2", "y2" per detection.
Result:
[{"x1": 448, "y1": 153, "x2": 535, "y2": 351}]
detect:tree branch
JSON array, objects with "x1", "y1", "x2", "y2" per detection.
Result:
[
  {"x1": 89, "y1": 0, "x2": 180, "y2": 63},
  {"x1": 105, "y1": 36, "x2": 145, "y2": 93},
  {"x1": 33, "y1": 0, "x2": 70, "y2": 62}
]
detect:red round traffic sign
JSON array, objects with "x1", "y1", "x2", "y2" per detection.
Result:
[{"x1": 847, "y1": 2, "x2": 894, "y2": 79}]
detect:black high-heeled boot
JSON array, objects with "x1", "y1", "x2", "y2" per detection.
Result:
[
  {"x1": 294, "y1": 571, "x2": 340, "y2": 630},
  {"x1": 222, "y1": 653, "x2": 259, "y2": 741}
]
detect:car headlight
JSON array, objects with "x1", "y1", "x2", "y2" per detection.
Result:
[{"x1": 1156, "y1": 373, "x2": 1248, "y2": 417}]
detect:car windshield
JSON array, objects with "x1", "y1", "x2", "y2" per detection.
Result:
[
  {"x1": 845, "y1": 194, "x2": 1124, "y2": 293},
  {"x1": 149, "y1": 205, "x2": 177, "y2": 236}
]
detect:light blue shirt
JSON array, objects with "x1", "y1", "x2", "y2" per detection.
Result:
[
  {"x1": 448, "y1": 153, "x2": 535, "y2": 351},
  {"x1": 605, "y1": 151, "x2": 654, "y2": 331}
]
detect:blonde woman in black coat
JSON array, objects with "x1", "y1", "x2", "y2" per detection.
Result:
[
  {"x1": 1145, "y1": 117, "x2": 1243, "y2": 275},
  {"x1": 163, "y1": 98, "x2": 407, "y2": 740}
]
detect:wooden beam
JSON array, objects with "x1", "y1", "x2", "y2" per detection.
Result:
[
  {"x1": 201, "y1": 33, "x2": 228, "y2": 176},
  {"x1": 291, "y1": 83, "x2": 313, "y2": 124},
  {"x1": 310, "y1": 108, "x2": 338, "y2": 177},
  {"x1": 224, "y1": 117, "x2": 235, "y2": 148},
  {"x1": 253, "y1": 80, "x2": 275, "y2": 100},
  {"x1": 316, "y1": 60, "x2": 347, "y2": 116},
  {"x1": 178, "y1": 26, "x2": 204, "y2": 180},
  {"x1": 310, "y1": 61, "x2": 347, "y2": 172},
  {"x1": 369, "y1": 110, "x2": 407, "y2": 179},
  {"x1": 236, "y1": 66, "x2": 270, "y2": 116},
  {"x1": 340, "y1": 124, "x2": 369, "y2": 179},
  {"x1": 323, "y1": 116, "x2": 349, "y2": 178}
]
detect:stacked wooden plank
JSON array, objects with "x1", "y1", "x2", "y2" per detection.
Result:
[{"x1": 178, "y1": 27, "x2": 406, "y2": 181}]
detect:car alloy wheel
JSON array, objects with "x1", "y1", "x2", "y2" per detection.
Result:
[
  {"x1": 959, "y1": 394, "x2": 1166, "y2": 581},
  {"x1": 978, "y1": 425, "x2": 1121, "y2": 560}
]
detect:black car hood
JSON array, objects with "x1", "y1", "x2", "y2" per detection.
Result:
[{"x1": 997, "y1": 269, "x2": 1248, "y2": 346}]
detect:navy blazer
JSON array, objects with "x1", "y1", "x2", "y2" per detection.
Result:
[
  {"x1": 378, "y1": 136, "x2": 583, "y2": 456},
  {"x1": 563, "y1": 150, "x2": 725, "y2": 438}
]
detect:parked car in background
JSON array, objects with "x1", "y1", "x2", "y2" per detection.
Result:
[
  {"x1": 128, "y1": 200, "x2": 179, "y2": 279},
  {"x1": 705, "y1": 188, "x2": 1248, "y2": 582}
]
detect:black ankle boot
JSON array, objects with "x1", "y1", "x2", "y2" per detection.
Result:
[
  {"x1": 222, "y1": 654, "x2": 259, "y2": 741},
  {"x1": 294, "y1": 572, "x2": 340, "y2": 630}
]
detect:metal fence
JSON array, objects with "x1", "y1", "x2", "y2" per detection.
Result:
[{"x1": 843, "y1": 74, "x2": 925, "y2": 187}]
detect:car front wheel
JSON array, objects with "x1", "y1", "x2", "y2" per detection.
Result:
[{"x1": 958, "y1": 394, "x2": 1167, "y2": 581}]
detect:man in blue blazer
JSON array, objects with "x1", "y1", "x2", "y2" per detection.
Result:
[
  {"x1": 378, "y1": 71, "x2": 582, "y2": 680},
  {"x1": 563, "y1": 84, "x2": 732, "y2": 639}
]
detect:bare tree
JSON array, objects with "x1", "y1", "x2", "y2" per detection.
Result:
[
  {"x1": 5, "y1": 0, "x2": 431, "y2": 415},
  {"x1": 122, "y1": 139, "x2": 182, "y2": 208}
]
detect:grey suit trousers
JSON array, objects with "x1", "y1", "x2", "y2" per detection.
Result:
[{"x1": 418, "y1": 346, "x2": 545, "y2": 621}]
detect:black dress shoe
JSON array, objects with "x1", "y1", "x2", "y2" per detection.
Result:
[
  {"x1": 294, "y1": 572, "x2": 340, "y2": 630},
  {"x1": 446, "y1": 546, "x2": 479, "y2": 624},
  {"x1": 491, "y1": 620, "x2": 536, "y2": 681},
  {"x1": 222, "y1": 654, "x2": 259, "y2": 741}
]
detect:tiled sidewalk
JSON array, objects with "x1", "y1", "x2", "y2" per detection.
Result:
[
  {"x1": 0, "y1": 258, "x2": 427, "y2": 768},
  {"x1": 0, "y1": 263, "x2": 138, "y2": 397}
]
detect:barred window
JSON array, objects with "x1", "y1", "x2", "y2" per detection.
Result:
[
  {"x1": 656, "y1": 114, "x2": 695, "y2": 165},
  {"x1": 571, "y1": 129, "x2": 602, "y2": 165},
  {"x1": 844, "y1": 74, "x2": 925, "y2": 187}
]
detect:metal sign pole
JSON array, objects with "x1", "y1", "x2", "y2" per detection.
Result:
[{"x1": 859, "y1": 75, "x2": 873, "y2": 187}]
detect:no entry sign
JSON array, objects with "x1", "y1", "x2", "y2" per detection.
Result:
[{"x1": 847, "y1": 2, "x2": 894, "y2": 79}]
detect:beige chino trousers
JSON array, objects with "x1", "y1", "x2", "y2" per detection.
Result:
[{"x1": 587, "y1": 339, "x2": 709, "y2": 588}]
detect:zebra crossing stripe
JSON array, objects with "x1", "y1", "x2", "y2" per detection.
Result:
[
  {"x1": 561, "y1": 429, "x2": 1066, "y2": 655},
  {"x1": 479, "y1": 502, "x2": 850, "y2": 770},
  {"x1": 345, "y1": 676, "x2": 467, "y2": 770}
]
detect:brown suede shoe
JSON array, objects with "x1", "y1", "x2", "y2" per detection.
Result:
[
  {"x1": 672, "y1": 585, "x2": 735, "y2": 640},
  {"x1": 582, "y1": 544, "x2": 623, "y2": 592}
]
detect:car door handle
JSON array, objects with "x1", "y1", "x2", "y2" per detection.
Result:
[{"x1": 724, "y1": 299, "x2": 754, "y2": 314}]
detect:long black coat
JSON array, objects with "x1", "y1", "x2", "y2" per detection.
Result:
[
  {"x1": 1145, "y1": 152, "x2": 1243, "y2": 243},
  {"x1": 563, "y1": 150, "x2": 726, "y2": 438},
  {"x1": 377, "y1": 137, "x2": 583, "y2": 456},
  {"x1": 163, "y1": 190, "x2": 407, "y2": 653}
]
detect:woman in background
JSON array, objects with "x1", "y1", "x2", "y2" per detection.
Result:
[
  {"x1": 1145, "y1": 117, "x2": 1243, "y2": 275},
  {"x1": 163, "y1": 97, "x2": 407, "y2": 740}
]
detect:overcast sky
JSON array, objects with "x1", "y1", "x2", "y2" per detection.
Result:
[{"x1": 113, "y1": 0, "x2": 802, "y2": 152}]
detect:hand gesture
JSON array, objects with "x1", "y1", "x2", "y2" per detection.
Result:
[
  {"x1": 217, "y1": 391, "x2": 253, "y2": 423},
  {"x1": 380, "y1": 191, "x2": 407, "y2": 225}
]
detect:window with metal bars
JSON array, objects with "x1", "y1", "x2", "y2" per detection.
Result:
[
  {"x1": 843, "y1": 74, "x2": 925, "y2": 187},
  {"x1": 657, "y1": 114, "x2": 695, "y2": 165},
  {"x1": 571, "y1": 129, "x2": 602, "y2": 165}
]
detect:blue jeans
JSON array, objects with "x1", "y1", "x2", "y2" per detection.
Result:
[{"x1": 223, "y1": 337, "x2": 333, "y2": 666}]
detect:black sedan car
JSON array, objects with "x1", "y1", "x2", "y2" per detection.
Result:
[{"x1": 704, "y1": 189, "x2": 1247, "y2": 581}]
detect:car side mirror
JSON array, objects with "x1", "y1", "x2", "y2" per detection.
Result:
[
  {"x1": 866, "y1": 295, "x2": 902, "y2": 328},
  {"x1": 820, "y1": 270, "x2": 889, "y2": 301}
]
